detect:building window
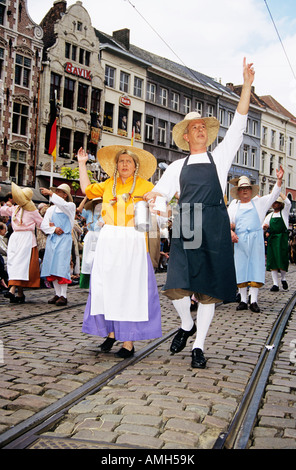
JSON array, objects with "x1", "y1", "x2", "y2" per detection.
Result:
[
  {"x1": 251, "y1": 148, "x2": 256, "y2": 167},
  {"x1": 132, "y1": 111, "x2": 142, "y2": 140},
  {"x1": 270, "y1": 155, "x2": 274, "y2": 175},
  {"x1": 279, "y1": 133, "x2": 284, "y2": 151},
  {"x1": 59, "y1": 128, "x2": 71, "y2": 155},
  {"x1": 184, "y1": 97, "x2": 191, "y2": 114},
  {"x1": 15, "y1": 54, "x2": 31, "y2": 88},
  {"x1": 262, "y1": 126, "x2": 267, "y2": 145},
  {"x1": 147, "y1": 83, "x2": 156, "y2": 102},
  {"x1": 289, "y1": 137, "x2": 294, "y2": 156},
  {"x1": 133, "y1": 77, "x2": 143, "y2": 98},
  {"x1": 207, "y1": 104, "x2": 214, "y2": 117},
  {"x1": 170, "y1": 123, "x2": 177, "y2": 149},
  {"x1": 0, "y1": 0, "x2": 6, "y2": 26},
  {"x1": 118, "y1": 106, "x2": 128, "y2": 136},
  {"x1": 160, "y1": 88, "x2": 168, "y2": 107},
  {"x1": 120, "y1": 71, "x2": 129, "y2": 93},
  {"x1": 63, "y1": 77, "x2": 75, "y2": 109},
  {"x1": 228, "y1": 112, "x2": 234, "y2": 126},
  {"x1": 12, "y1": 102, "x2": 28, "y2": 135},
  {"x1": 91, "y1": 87, "x2": 101, "y2": 115},
  {"x1": 158, "y1": 119, "x2": 167, "y2": 146},
  {"x1": 77, "y1": 21, "x2": 83, "y2": 31},
  {"x1": 261, "y1": 151, "x2": 266, "y2": 173},
  {"x1": 219, "y1": 108, "x2": 225, "y2": 126},
  {"x1": 145, "y1": 116, "x2": 154, "y2": 142},
  {"x1": 77, "y1": 82, "x2": 89, "y2": 112},
  {"x1": 271, "y1": 130, "x2": 276, "y2": 148},
  {"x1": 252, "y1": 120, "x2": 258, "y2": 136},
  {"x1": 105, "y1": 65, "x2": 115, "y2": 88},
  {"x1": 50, "y1": 72, "x2": 61, "y2": 101},
  {"x1": 243, "y1": 146, "x2": 248, "y2": 166},
  {"x1": 9, "y1": 149, "x2": 26, "y2": 185},
  {"x1": 103, "y1": 102, "x2": 114, "y2": 132},
  {"x1": 194, "y1": 100, "x2": 203, "y2": 114},
  {"x1": 171, "y1": 92, "x2": 179, "y2": 111},
  {"x1": 0, "y1": 47, "x2": 4, "y2": 79}
]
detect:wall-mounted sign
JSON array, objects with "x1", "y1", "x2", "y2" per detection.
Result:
[
  {"x1": 65, "y1": 62, "x2": 91, "y2": 81},
  {"x1": 119, "y1": 95, "x2": 131, "y2": 107}
]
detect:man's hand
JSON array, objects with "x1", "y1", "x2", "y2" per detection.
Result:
[
  {"x1": 276, "y1": 165, "x2": 284, "y2": 182},
  {"x1": 243, "y1": 57, "x2": 255, "y2": 86},
  {"x1": 54, "y1": 227, "x2": 64, "y2": 235},
  {"x1": 40, "y1": 187, "x2": 53, "y2": 197}
]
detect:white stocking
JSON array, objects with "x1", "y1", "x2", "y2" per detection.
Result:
[
  {"x1": 249, "y1": 287, "x2": 258, "y2": 304},
  {"x1": 172, "y1": 297, "x2": 194, "y2": 331},
  {"x1": 192, "y1": 303, "x2": 215, "y2": 351},
  {"x1": 280, "y1": 270, "x2": 286, "y2": 281},
  {"x1": 271, "y1": 270, "x2": 279, "y2": 286},
  {"x1": 238, "y1": 287, "x2": 248, "y2": 304},
  {"x1": 53, "y1": 280, "x2": 62, "y2": 297},
  {"x1": 60, "y1": 284, "x2": 68, "y2": 299}
]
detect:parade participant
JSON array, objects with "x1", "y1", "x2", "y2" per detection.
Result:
[
  {"x1": 0, "y1": 183, "x2": 43, "y2": 303},
  {"x1": 143, "y1": 58, "x2": 255, "y2": 369},
  {"x1": 77, "y1": 196, "x2": 103, "y2": 289},
  {"x1": 229, "y1": 170, "x2": 284, "y2": 312},
  {"x1": 263, "y1": 193, "x2": 291, "y2": 291},
  {"x1": 78, "y1": 145, "x2": 162, "y2": 358},
  {"x1": 40, "y1": 184, "x2": 76, "y2": 306}
]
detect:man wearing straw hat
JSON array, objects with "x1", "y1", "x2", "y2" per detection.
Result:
[
  {"x1": 228, "y1": 170, "x2": 284, "y2": 312},
  {"x1": 40, "y1": 184, "x2": 76, "y2": 306},
  {"x1": 0, "y1": 183, "x2": 43, "y2": 303},
  {"x1": 263, "y1": 192, "x2": 291, "y2": 292},
  {"x1": 143, "y1": 58, "x2": 255, "y2": 368}
]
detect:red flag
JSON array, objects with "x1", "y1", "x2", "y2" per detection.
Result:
[{"x1": 48, "y1": 119, "x2": 57, "y2": 162}]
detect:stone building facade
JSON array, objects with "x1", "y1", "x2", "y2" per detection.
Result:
[
  {"x1": 0, "y1": 0, "x2": 43, "y2": 189},
  {"x1": 35, "y1": 0, "x2": 104, "y2": 188}
]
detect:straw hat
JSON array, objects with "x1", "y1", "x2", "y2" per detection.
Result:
[
  {"x1": 96, "y1": 145, "x2": 157, "y2": 180},
  {"x1": 172, "y1": 112, "x2": 220, "y2": 151},
  {"x1": 84, "y1": 197, "x2": 102, "y2": 211},
  {"x1": 50, "y1": 183, "x2": 73, "y2": 202},
  {"x1": 230, "y1": 175, "x2": 259, "y2": 199},
  {"x1": 11, "y1": 182, "x2": 36, "y2": 212}
]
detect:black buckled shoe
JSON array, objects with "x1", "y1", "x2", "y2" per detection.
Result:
[
  {"x1": 236, "y1": 301, "x2": 248, "y2": 311},
  {"x1": 191, "y1": 348, "x2": 207, "y2": 369},
  {"x1": 115, "y1": 347, "x2": 135, "y2": 359},
  {"x1": 99, "y1": 337, "x2": 116, "y2": 352},
  {"x1": 282, "y1": 280, "x2": 288, "y2": 290},
  {"x1": 250, "y1": 302, "x2": 260, "y2": 313},
  {"x1": 270, "y1": 285, "x2": 279, "y2": 292},
  {"x1": 170, "y1": 324, "x2": 196, "y2": 354}
]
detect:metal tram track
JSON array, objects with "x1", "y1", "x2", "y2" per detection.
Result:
[
  {"x1": 0, "y1": 328, "x2": 177, "y2": 449},
  {"x1": 213, "y1": 290, "x2": 296, "y2": 450}
]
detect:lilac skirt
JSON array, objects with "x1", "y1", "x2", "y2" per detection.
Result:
[{"x1": 82, "y1": 254, "x2": 162, "y2": 341}]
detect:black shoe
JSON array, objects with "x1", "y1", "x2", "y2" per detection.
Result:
[
  {"x1": 250, "y1": 302, "x2": 260, "y2": 313},
  {"x1": 270, "y1": 285, "x2": 279, "y2": 292},
  {"x1": 236, "y1": 301, "x2": 248, "y2": 311},
  {"x1": 4, "y1": 291, "x2": 15, "y2": 302},
  {"x1": 99, "y1": 337, "x2": 116, "y2": 352},
  {"x1": 282, "y1": 280, "x2": 288, "y2": 290},
  {"x1": 16, "y1": 295, "x2": 25, "y2": 304},
  {"x1": 115, "y1": 347, "x2": 135, "y2": 358},
  {"x1": 170, "y1": 324, "x2": 197, "y2": 354},
  {"x1": 191, "y1": 348, "x2": 207, "y2": 369}
]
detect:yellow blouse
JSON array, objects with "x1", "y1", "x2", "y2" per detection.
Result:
[{"x1": 85, "y1": 176, "x2": 154, "y2": 227}]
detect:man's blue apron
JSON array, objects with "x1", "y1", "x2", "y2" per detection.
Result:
[
  {"x1": 234, "y1": 200, "x2": 265, "y2": 285},
  {"x1": 41, "y1": 209, "x2": 72, "y2": 280},
  {"x1": 164, "y1": 152, "x2": 237, "y2": 302}
]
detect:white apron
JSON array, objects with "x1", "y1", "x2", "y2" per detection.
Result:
[
  {"x1": 90, "y1": 224, "x2": 148, "y2": 322},
  {"x1": 81, "y1": 230, "x2": 100, "y2": 274},
  {"x1": 7, "y1": 231, "x2": 33, "y2": 281}
]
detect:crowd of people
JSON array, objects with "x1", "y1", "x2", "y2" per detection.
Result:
[{"x1": 0, "y1": 58, "x2": 293, "y2": 368}]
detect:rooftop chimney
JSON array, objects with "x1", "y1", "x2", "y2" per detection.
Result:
[{"x1": 113, "y1": 29, "x2": 130, "y2": 50}]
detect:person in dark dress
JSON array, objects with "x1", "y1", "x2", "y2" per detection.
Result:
[{"x1": 143, "y1": 58, "x2": 255, "y2": 368}]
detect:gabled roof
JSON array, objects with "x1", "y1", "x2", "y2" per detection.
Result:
[{"x1": 260, "y1": 95, "x2": 296, "y2": 123}]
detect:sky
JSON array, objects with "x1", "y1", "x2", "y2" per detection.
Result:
[{"x1": 26, "y1": 0, "x2": 296, "y2": 116}]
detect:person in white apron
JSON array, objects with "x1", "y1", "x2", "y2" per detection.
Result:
[
  {"x1": 143, "y1": 58, "x2": 255, "y2": 369},
  {"x1": 229, "y1": 171, "x2": 284, "y2": 313},
  {"x1": 40, "y1": 184, "x2": 76, "y2": 306},
  {"x1": 77, "y1": 145, "x2": 162, "y2": 359},
  {"x1": 77, "y1": 196, "x2": 103, "y2": 289},
  {"x1": 0, "y1": 183, "x2": 44, "y2": 303}
]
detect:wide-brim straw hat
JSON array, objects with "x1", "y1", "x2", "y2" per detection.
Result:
[
  {"x1": 230, "y1": 176, "x2": 259, "y2": 199},
  {"x1": 50, "y1": 183, "x2": 73, "y2": 202},
  {"x1": 11, "y1": 182, "x2": 36, "y2": 212},
  {"x1": 172, "y1": 112, "x2": 220, "y2": 151},
  {"x1": 97, "y1": 145, "x2": 157, "y2": 180},
  {"x1": 84, "y1": 197, "x2": 102, "y2": 211}
]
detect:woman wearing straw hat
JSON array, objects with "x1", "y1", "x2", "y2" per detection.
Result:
[
  {"x1": 263, "y1": 193, "x2": 291, "y2": 291},
  {"x1": 0, "y1": 183, "x2": 43, "y2": 303},
  {"x1": 77, "y1": 145, "x2": 161, "y2": 358},
  {"x1": 40, "y1": 184, "x2": 76, "y2": 306},
  {"x1": 143, "y1": 58, "x2": 255, "y2": 369},
  {"x1": 228, "y1": 170, "x2": 284, "y2": 312}
]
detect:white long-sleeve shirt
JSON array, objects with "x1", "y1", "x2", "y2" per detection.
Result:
[
  {"x1": 228, "y1": 184, "x2": 282, "y2": 226},
  {"x1": 263, "y1": 196, "x2": 291, "y2": 229},
  {"x1": 41, "y1": 193, "x2": 76, "y2": 235},
  {"x1": 153, "y1": 111, "x2": 248, "y2": 202}
]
